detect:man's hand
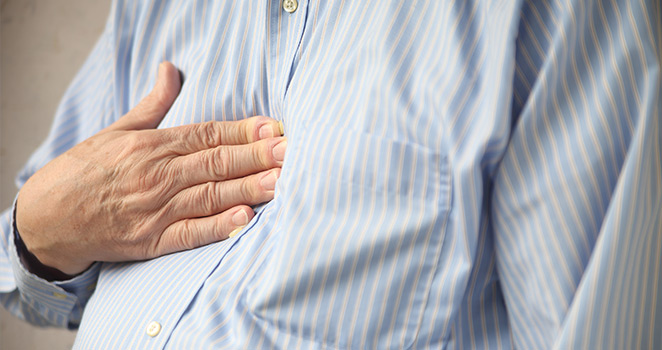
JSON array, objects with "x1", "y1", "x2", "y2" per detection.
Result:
[{"x1": 15, "y1": 62, "x2": 286, "y2": 276}]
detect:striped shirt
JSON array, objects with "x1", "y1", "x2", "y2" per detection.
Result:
[{"x1": 1, "y1": 0, "x2": 661, "y2": 348}]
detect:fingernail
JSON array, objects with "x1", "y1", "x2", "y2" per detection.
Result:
[
  {"x1": 258, "y1": 124, "x2": 275, "y2": 140},
  {"x1": 228, "y1": 226, "x2": 244, "y2": 238},
  {"x1": 232, "y1": 210, "x2": 249, "y2": 226},
  {"x1": 278, "y1": 121, "x2": 285, "y2": 135},
  {"x1": 272, "y1": 138, "x2": 287, "y2": 162},
  {"x1": 259, "y1": 170, "x2": 279, "y2": 191}
]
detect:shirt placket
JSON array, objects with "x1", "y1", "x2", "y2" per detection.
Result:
[{"x1": 267, "y1": 0, "x2": 310, "y2": 123}]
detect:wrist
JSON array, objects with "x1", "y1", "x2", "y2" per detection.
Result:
[
  {"x1": 14, "y1": 230, "x2": 79, "y2": 281},
  {"x1": 13, "y1": 198, "x2": 85, "y2": 281}
]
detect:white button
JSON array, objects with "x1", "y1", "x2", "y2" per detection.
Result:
[
  {"x1": 283, "y1": 0, "x2": 298, "y2": 13},
  {"x1": 146, "y1": 321, "x2": 161, "y2": 337}
]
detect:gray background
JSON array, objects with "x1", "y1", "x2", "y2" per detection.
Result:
[{"x1": 1, "y1": 0, "x2": 111, "y2": 348}]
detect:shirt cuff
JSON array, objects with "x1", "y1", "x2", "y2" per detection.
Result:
[{"x1": 9, "y1": 198, "x2": 99, "y2": 328}]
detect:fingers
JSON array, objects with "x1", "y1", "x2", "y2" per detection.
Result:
[
  {"x1": 104, "y1": 62, "x2": 181, "y2": 132},
  {"x1": 170, "y1": 137, "x2": 287, "y2": 186},
  {"x1": 145, "y1": 150, "x2": 283, "y2": 258},
  {"x1": 154, "y1": 205, "x2": 254, "y2": 256},
  {"x1": 160, "y1": 116, "x2": 284, "y2": 154},
  {"x1": 163, "y1": 168, "x2": 281, "y2": 220}
]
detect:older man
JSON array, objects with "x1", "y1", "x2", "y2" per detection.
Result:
[{"x1": 1, "y1": 1, "x2": 661, "y2": 349}]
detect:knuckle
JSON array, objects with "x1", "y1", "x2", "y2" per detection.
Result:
[
  {"x1": 131, "y1": 169, "x2": 167, "y2": 197},
  {"x1": 155, "y1": 221, "x2": 194, "y2": 254},
  {"x1": 247, "y1": 143, "x2": 261, "y2": 169},
  {"x1": 158, "y1": 160, "x2": 180, "y2": 188},
  {"x1": 117, "y1": 132, "x2": 158, "y2": 164},
  {"x1": 200, "y1": 182, "x2": 219, "y2": 214},
  {"x1": 257, "y1": 141, "x2": 272, "y2": 167},
  {"x1": 240, "y1": 118, "x2": 257, "y2": 143},
  {"x1": 239, "y1": 177, "x2": 258, "y2": 202},
  {"x1": 176, "y1": 220, "x2": 196, "y2": 249},
  {"x1": 204, "y1": 148, "x2": 232, "y2": 180},
  {"x1": 198, "y1": 121, "x2": 220, "y2": 148},
  {"x1": 121, "y1": 134, "x2": 144, "y2": 154}
]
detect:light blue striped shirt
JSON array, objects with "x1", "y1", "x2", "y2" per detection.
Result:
[{"x1": 1, "y1": 0, "x2": 661, "y2": 348}]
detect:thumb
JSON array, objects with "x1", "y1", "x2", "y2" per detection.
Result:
[{"x1": 106, "y1": 62, "x2": 181, "y2": 132}]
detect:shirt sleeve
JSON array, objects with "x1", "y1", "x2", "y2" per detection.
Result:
[
  {"x1": 0, "y1": 6, "x2": 118, "y2": 328},
  {"x1": 492, "y1": 0, "x2": 661, "y2": 349}
]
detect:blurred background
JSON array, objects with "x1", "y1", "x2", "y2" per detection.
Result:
[{"x1": 1, "y1": 0, "x2": 111, "y2": 348}]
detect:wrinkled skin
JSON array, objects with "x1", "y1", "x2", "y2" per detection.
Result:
[{"x1": 16, "y1": 62, "x2": 286, "y2": 276}]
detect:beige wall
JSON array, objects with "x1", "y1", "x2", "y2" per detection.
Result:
[{"x1": 1, "y1": 1, "x2": 111, "y2": 348}]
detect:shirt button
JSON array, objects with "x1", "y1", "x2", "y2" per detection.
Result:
[
  {"x1": 146, "y1": 321, "x2": 162, "y2": 337},
  {"x1": 52, "y1": 292, "x2": 67, "y2": 300},
  {"x1": 283, "y1": 0, "x2": 298, "y2": 13}
]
